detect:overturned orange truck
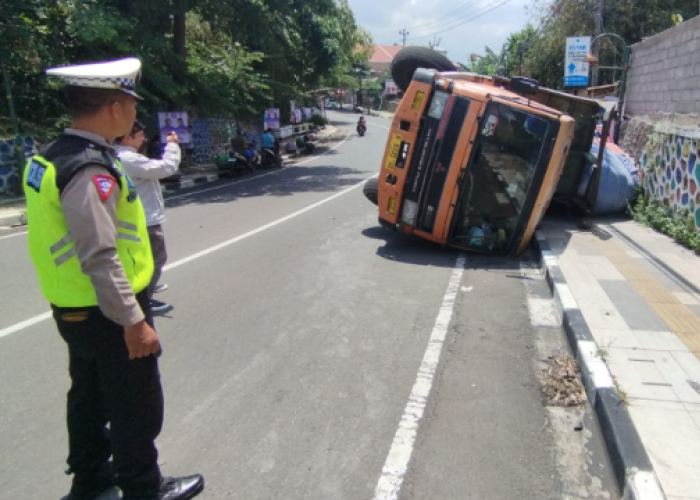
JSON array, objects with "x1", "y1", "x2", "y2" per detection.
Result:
[{"x1": 364, "y1": 49, "x2": 608, "y2": 256}]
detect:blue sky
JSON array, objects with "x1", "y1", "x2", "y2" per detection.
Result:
[{"x1": 346, "y1": 0, "x2": 532, "y2": 63}]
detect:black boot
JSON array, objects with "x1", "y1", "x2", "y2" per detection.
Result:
[{"x1": 122, "y1": 475, "x2": 204, "y2": 500}]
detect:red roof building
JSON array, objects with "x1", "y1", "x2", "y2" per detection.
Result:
[{"x1": 368, "y1": 44, "x2": 403, "y2": 74}]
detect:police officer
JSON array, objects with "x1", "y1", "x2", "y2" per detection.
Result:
[{"x1": 24, "y1": 58, "x2": 204, "y2": 500}]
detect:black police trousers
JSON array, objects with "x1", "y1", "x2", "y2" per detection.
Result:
[{"x1": 52, "y1": 291, "x2": 163, "y2": 495}]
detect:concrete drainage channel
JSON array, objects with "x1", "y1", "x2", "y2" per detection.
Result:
[
  {"x1": 533, "y1": 231, "x2": 665, "y2": 500},
  {"x1": 519, "y1": 250, "x2": 622, "y2": 500}
]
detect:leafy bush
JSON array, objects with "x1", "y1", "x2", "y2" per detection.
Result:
[
  {"x1": 309, "y1": 114, "x2": 327, "y2": 127},
  {"x1": 629, "y1": 194, "x2": 700, "y2": 253}
]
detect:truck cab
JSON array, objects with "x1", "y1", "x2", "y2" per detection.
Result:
[{"x1": 373, "y1": 69, "x2": 576, "y2": 255}]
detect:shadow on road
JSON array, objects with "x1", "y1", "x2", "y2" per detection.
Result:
[
  {"x1": 166, "y1": 165, "x2": 369, "y2": 209},
  {"x1": 362, "y1": 226, "x2": 535, "y2": 271}
]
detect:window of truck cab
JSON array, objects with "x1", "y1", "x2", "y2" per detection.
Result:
[{"x1": 449, "y1": 101, "x2": 558, "y2": 254}]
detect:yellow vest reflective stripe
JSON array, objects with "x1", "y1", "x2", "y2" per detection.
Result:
[{"x1": 24, "y1": 155, "x2": 153, "y2": 307}]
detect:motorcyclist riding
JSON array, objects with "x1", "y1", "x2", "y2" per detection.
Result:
[{"x1": 357, "y1": 117, "x2": 367, "y2": 136}]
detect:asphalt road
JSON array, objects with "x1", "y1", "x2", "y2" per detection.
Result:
[{"x1": 0, "y1": 111, "x2": 618, "y2": 500}]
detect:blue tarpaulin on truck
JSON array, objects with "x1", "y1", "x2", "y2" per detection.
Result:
[{"x1": 578, "y1": 139, "x2": 639, "y2": 215}]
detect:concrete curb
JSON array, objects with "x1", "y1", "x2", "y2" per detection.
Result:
[
  {"x1": 162, "y1": 127, "x2": 348, "y2": 192},
  {"x1": 0, "y1": 210, "x2": 26, "y2": 228},
  {"x1": 534, "y1": 229, "x2": 666, "y2": 500},
  {"x1": 162, "y1": 173, "x2": 220, "y2": 191}
]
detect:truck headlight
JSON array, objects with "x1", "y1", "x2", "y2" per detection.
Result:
[{"x1": 401, "y1": 199, "x2": 419, "y2": 225}]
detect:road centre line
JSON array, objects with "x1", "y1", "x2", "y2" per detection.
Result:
[
  {"x1": 163, "y1": 174, "x2": 376, "y2": 271},
  {"x1": 0, "y1": 173, "x2": 377, "y2": 339},
  {"x1": 0, "y1": 231, "x2": 28, "y2": 240},
  {"x1": 373, "y1": 254, "x2": 467, "y2": 500},
  {"x1": 0, "y1": 312, "x2": 53, "y2": 339}
]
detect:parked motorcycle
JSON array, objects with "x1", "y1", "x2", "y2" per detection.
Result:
[
  {"x1": 261, "y1": 147, "x2": 281, "y2": 168},
  {"x1": 216, "y1": 151, "x2": 253, "y2": 178}
]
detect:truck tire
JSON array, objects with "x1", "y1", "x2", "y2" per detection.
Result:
[
  {"x1": 363, "y1": 178, "x2": 379, "y2": 205},
  {"x1": 391, "y1": 47, "x2": 457, "y2": 93}
]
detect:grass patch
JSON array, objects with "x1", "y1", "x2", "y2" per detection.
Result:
[{"x1": 629, "y1": 194, "x2": 700, "y2": 254}]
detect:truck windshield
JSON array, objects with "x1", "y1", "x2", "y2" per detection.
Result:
[{"x1": 450, "y1": 102, "x2": 554, "y2": 253}]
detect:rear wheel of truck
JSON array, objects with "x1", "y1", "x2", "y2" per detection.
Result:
[
  {"x1": 391, "y1": 47, "x2": 457, "y2": 93},
  {"x1": 363, "y1": 178, "x2": 379, "y2": 205}
]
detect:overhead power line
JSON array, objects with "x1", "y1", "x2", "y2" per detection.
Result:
[
  {"x1": 407, "y1": 0, "x2": 517, "y2": 42},
  {"x1": 408, "y1": 0, "x2": 486, "y2": 32}
]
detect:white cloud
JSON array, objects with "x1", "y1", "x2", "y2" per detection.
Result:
[{"x1": 348, "y1": 0, "x2": 532, "y2": 63}]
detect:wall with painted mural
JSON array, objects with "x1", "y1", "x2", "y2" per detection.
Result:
[
  {"x1": 189, "y1": 118, "x2": 263, "y2": 165},
  {"x1": 639, "y1": 128, "x2": 700, "y2": 226},
  {"x1": 0, "y1": 137, "x2": 38, "y2": 194}
]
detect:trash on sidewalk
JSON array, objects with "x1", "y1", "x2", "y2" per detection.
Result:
[{"x1": 540, "y1": 353, "x2": 586, "y2": 407}]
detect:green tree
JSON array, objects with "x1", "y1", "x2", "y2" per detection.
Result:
[
  {"x1": 0, "y1": 0, "x2": 370, "y2": 137},
  {"x1": 522, "y1": 0, "x2": 699, "y2": 89}
]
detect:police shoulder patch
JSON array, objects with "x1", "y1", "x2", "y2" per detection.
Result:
[{"x1": 92, "y1": 175, "x2": 117, "y2": 203}]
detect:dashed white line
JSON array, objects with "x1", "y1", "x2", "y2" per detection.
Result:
[{"x1": 373, "y1": 254, "x2": 466, "y2": 500}]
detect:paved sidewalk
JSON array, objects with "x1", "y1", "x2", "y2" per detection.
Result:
[{"x1": 540, "y1": 216, "x2": 700, "y2": 500}]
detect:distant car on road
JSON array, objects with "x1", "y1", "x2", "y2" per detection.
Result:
[{"x1": 325, "y1": 98, "x2": 338, "y2": 109}]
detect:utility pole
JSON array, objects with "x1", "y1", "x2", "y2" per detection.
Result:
[
  {"x1": 399, "y1": 29, "x2": 410, "y2": 47},
  {"x1": 429, "y1": 36, "x2": 441, "y2": 50},
  {"x1": 591, "y1": 0, "x2": 604, "y2": 86}
]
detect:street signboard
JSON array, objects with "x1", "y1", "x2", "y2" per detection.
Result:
[{"x1": 564, "y1": 36, "x2": 591, "y2": 87}]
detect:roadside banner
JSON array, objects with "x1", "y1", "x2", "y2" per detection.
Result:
[
  {"x1": 158, "y1": 112, "x2": 190, "y2": 143},
  {"x1": 264, "y1": 108, "x2": 280, "y2": 130}
]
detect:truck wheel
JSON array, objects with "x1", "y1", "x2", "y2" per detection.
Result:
[
  {"x1": 391, "y1": 47, "x2": 457, "y2": 93},
  {"x1": 363, "y1": 178, "x2": 379, "y2": 206}
]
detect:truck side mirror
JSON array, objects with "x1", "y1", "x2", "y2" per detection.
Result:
[{"x1": 510, "y1": 77, "x2": 539, "y2": 96}]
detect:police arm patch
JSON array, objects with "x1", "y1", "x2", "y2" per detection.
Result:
[{"x1": 92, "y1": 175, "x2": 117, "y2": 203}]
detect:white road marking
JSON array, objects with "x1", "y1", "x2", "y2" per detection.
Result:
[
  {"x1": 370, "y1": 123, "x2": 391, "y2": 130},
  {"x1": 166, "y1": 132, "x2": 352, "y2": 201},
  {"x1": 374, "y1": 254, "x2": 467, "y2": 500},
  {"x1": 0, "y1": 174, "x2": 378, "y2": 338},
  {"x1": 0, "y1": 231, "x2": 28, "y2": 240},
  {"x1": 0, "y1": 312, "x2": 52, "y2": 339},
  {"x1": 164, "y1": 175, "x2": 376, "y2": 271}
]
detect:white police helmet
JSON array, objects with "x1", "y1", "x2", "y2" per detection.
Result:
[{"x1": 46, "y1": 58, "x2": 144, "y2": 100}]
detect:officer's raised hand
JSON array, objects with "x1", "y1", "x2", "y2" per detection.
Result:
[
  {"x1": 125, "y1": 320, "x2": 161, "y2": 359},
  {"x1": 167, "y1": 131, "x2": 179, "y2": 144}
]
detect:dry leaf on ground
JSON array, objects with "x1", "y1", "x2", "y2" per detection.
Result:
[{"x1": 540, "y1": 353, "x2": 586, "y2": 407}]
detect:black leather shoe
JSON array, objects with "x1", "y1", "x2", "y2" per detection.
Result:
[{"x1": 122, "y1": 475, "x2": 204, "y2": 500}]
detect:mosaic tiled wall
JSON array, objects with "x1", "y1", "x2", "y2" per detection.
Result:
[
  {"x1": 640, "y1": 131, "x2": 700, "y2": 226},
  {"x1": 190, "y1": 118, "x2": 263, "y2": 164},
  {"x1": 0, "y1": 137, "x2": 38, "y2": 194}
]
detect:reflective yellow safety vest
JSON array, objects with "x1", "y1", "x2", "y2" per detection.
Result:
[{"x1": 23, "y1": 137, "x2": 153, "y2": 307}]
